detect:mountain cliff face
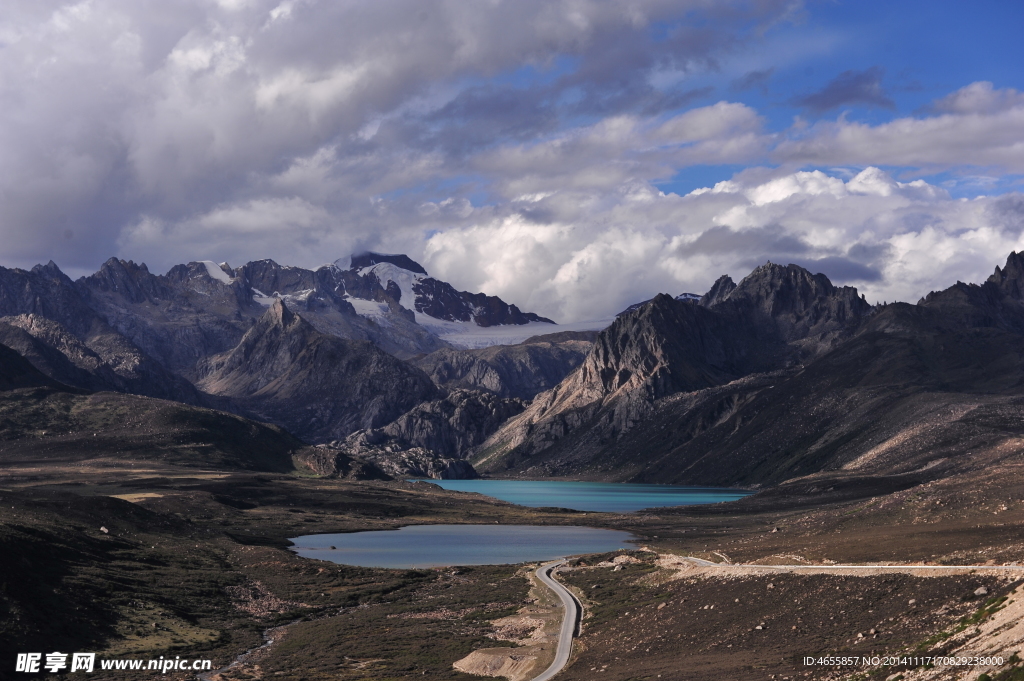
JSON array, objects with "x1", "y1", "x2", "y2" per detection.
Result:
[
  {"x1": 567, "y1": 298, "x2": 1024, "y2": 487},
  {"x1": 473, "y1": 263, "x2": 876, "y2": 477},
  {"x1": 197, "y1": 300, "x2": 438, "y2": 443},
  {"x1": 411, "y1": 331, "x2": 596, "y2": 400}
]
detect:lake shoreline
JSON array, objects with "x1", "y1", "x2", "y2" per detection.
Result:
[{"x1": 289, "y1": 524, "x2": 640, "y2": 569}]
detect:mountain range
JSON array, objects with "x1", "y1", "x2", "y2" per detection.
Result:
[
  {"x1": 6, "y1": 250, "x2": 1024, "y2": 491},
  {"x1": 0, "y1": 253, "x2": 586, "y2": 477}
]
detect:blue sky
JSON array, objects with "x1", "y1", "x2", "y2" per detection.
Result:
[{"x1": 2, "y1": 0, "x2": 1023, "y2": 320}]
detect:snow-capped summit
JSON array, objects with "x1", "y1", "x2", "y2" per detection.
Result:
[{"x1": 337, "y1": 252, "x2": 555, "y2": 331}]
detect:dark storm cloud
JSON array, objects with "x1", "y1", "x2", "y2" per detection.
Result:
[{"x1": 792, "y1": 66, "x2": 895, "y2": 113}]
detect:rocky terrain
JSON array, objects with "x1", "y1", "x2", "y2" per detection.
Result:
[
  {"x1": 0, "y1": 253, "x2": 573, "y2": 475},
  {"x1": 411, "y1": 331, "x2": 596, "y2": 400},
  {"x1": 197, "y1": 300, "x2": 439, "y2": 443},
  {"x1": 0, "y1": 262, "x2": 201, "y2": 403},
  {"x1": 471, "y1": 255, "x2": 1024, "y2": 491},
  {"x1": 334, "y1": 389, "x2": 528, "y2": 477}
]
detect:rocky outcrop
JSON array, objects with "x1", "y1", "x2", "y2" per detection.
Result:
[
  {"x1": 411, "y1": 334, "x2": 594, "y2": 400},
  {"x1": 291, "y1": 446, "x2": 392, "y2": 480},
  {"x1": 342, "y1": 390, "x2": 525, "y2": 455},
  {"x1": 340, "y1": 443, "x2": 478, "y2": 480},
  {"x1": 987, "y1": 250, "x2": 1024, "y2": 301},
  {"x1": 0, "y1": 316, "x2": 127, "y2": 392},
  {"x1": 198, "y1": 301, "x2": 439, "y2": 443},
  {"x1": 330, "y1": 389, "x2": 526, "y2": 479},
  {"x1": 0, "y1": 312, "x2": 201, "y2": 403}
]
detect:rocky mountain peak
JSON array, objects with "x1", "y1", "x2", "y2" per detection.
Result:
[
  {"x1": 347, "y1": 252, "x2": 428, "y2": 275},
  {"x1": 987, "y1": 251, "x2": 1024, "y2": 301},
  {"x1": 198, "y1": 298, "x2": 438, "y2": 442},
  {"x1": 265, "y1": 298, "x2": 297, "y2": 328},
  {"x1": 702, "y1": 262, "x2": 871, "y2": 344},
  {"x1": 699, "y1": 275, "x2": 736, "y2": 307},
  {"x1": 31, "y1": 260, "x2": 66, "y2": 279},
  {"x1": 80, "y1": 257, "x2": 169, "y2": 305}
]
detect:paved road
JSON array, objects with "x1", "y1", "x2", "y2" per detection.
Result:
[{"x1": 531, "y1": 560, "x2": 578, "y2": 681}]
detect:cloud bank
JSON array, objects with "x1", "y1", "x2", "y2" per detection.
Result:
[{"x1": 1, "y1": 1, "x2": 1023, "y2": 321}]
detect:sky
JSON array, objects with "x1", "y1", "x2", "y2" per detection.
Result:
[{"x1": 2, "y1": 0, "x2": 1024, "y2": 322}]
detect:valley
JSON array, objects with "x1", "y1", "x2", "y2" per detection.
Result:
[{"x1": 5, "y1": 251, "x2": 1024, "y2": 679}]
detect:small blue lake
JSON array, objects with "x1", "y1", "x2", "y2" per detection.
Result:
[
  {"x1": 289, "y1": 524, "x2": 638, "y2": 569},
  {"x1": 415, "y1": 480, "x2": 753, "y2": 513}
]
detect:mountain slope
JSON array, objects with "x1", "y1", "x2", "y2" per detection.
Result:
[
  {"x1": 0, "y1": 263, "x2": 201, "y2": 403},
  {"x1": 0, "y1": 342, "x2": 64, "y2": 392},
  {"x1": 197, "y1": 300, "x2": 439, "y2": 442},
  {"x1": 411, "y1": 331, "x2": 596, "y2": 400}
]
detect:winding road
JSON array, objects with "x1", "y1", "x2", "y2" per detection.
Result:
[{"x1": 531, "y1": 560, "x2": 579, "y2": 681}]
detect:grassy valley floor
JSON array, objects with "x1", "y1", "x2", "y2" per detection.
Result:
[{"x1": 5, "y1": 457, "x2": 1024, "y2": 680}]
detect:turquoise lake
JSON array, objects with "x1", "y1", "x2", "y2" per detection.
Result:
[
  {"x1": 414, "y1": 479, "x2": 753, "y2": 513},
  {"x1": 289, "y1": 524, "x2": 638, "y2": 569}
]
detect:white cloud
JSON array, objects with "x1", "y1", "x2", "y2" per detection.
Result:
[
  {"x1": 933, "y1": 81, "x2": 1024, "y2": 115},
  {"x1": 776, "y1": 83, "x2": 1024, "y2": 172},
  {"x1": 421, "y1": 168, "x2": 1024, "y2": 322}
]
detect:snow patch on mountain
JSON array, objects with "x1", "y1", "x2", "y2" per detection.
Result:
[
  {"x1": 358, "y1": 262, "x2": 423, "y2": 308},
  {"x1": 345, "y1": 297, "x2": 391, "y2": 319},
  {"x1": 199, "y1": 260, "x2": 233, "y2": 284},
  {"x1": 251, "y1": 287, "x2": 315, "y2": 307}
]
